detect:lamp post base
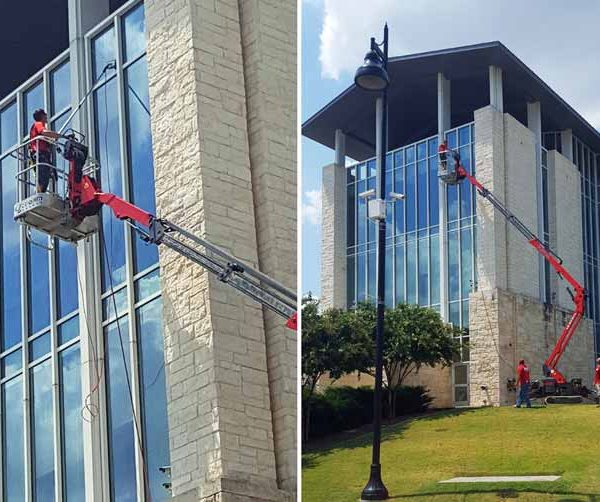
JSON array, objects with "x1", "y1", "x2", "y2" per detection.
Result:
[{"x1": 360, "y1": 464, "x2": 389, "y2": 500}]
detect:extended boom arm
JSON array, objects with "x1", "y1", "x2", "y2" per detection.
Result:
[
  {"x1": 438, "y1": 142, "x2": 585, "y2": 383},
  {"x1": 65, "y1": 140, "x2": 297, "y2": 330}
]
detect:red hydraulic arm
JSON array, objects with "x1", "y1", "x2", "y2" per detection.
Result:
[
  {"x1": 438, "y1": 142, "x2": 585, "y2": 384},
  {"x1": 65, "y1": 140, "x2": 297, "y2": 330}
]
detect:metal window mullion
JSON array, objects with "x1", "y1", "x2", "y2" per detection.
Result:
[
  {"x1": 42, "y1": 67, "x2": 64, "y2": 502},
  {"x1": 115, "y1": 16, "x2": 146, "y2": 502},
  {"x1": 85, "y1": 31, "x2": 111, "y2": 501},
  {"x1": 17, "y1": 89, "x2": 33, "y2": 502}
]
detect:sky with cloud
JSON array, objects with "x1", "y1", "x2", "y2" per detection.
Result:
[{"x1": 302, "y1": 0, "x2": 600, "y2": 296}]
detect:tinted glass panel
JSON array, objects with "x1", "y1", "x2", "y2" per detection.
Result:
[
  {"x1": 430, "y1": 234, "x2": 440, "y2": 305},
  {"x1": 92, "y1": 28, "x2": 117, "y2": 81},
  {"x1": 103, "y1": 288, "x2": 129, "y2": 320},
  {"x1": 137, "y1": 300, "x2": 170, "y2": 500},
  {"x1": 1, "y1": 102, "x2": 17, "y2": 151},
  {"x1": 406, "y1": 239, "x2": 416, "y2": 304},
  {"x1": 135, "y1": 269, "x2": 160, "y2": 302},
  {"x1": 56, "y1": 239, "x2": 78, "y2": 318},
  {"x1": 367, "y1": 250, "x2": 376, "y2": 303},
  {"x1": 122, "y1": 3, "x2": 146, "y2": 63},
  {"x1": 58, "y1": 315, "x2": 79, "y2": 346},
  {"x1": 29, "y1": 332, "x2": 51, "y2": 361},
  {"x1": 405, "y1": 163, "x2": 416, "y2": 232},
  {"x1": 2, "y1": 349, "x2": 22, "y2": 378},
  {"x1": 417, "y1": 159, "x2": 428, "y2": 229},
  {"x1": 2, "y1": 376, "x2": 24, "y2": 501},
  {"x1": 347, "y1": 255, "x2": 355, "y2": 307},
  {"x1": 95, "y1": 78, "x2": 126, "y2": 290},
  {"x1": 448, "y1": 230, "x2": 459, "y2": 302},
  {"x1": 51, "y1": 61, "x2": 71, "y2": 115},
  {"x1": 395, "y1": 243, "x2": 404, "y2": 305},
  {"x1": 2, "y1": 156, "x2": 21, "y2": 349},
  {"x1": 31, "y1": 359, "x2": 55, "y2": 502},
  {"x1": 428, "y1": 156, "x2": 439, "y2": 226},
  {"x1": 347, "y1": 184, "x2": 355, "y2": 247},
  {"x1": 357, "y1": 253, "x2": 365, "y2": 302},
  {"x1": 105, "y1": 318, "x2": 137, "y2": 502},
  {"x1": 418, "y1": 239, "x2": 428, "y2": 305},
  {"x1": 23, "y1": 83, "x2": 44, "y2": 137},
  {"x1": 125, "y1": 57, "x2": 158, "y2": 273},
  {"x1": 28, "y1": 229, "x2": 51, "y2": 334},
  {"x1": 60, "y1": 345, "x2": 85, "y2": 502}
]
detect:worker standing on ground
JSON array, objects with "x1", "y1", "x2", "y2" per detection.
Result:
[
  {"x1": 514, "y1": 359, "x2": 531, "y2": 408},
  {"x1": 594, "y1": 357, "x2": 600, "y2": 403},
  {"x1": 29, "y1": 109, "x2": 60, "y2": 193}
]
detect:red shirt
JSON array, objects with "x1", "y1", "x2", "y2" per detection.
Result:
[
  {"x1": 30, "y1": 121, "x2": 50, "y2": 153},
  {"x1": 594, "y1": 365, "x2": 600, "y2": 385},
  {"x1": 517, "y1": 363, "x2": 530, "y2": 385}
]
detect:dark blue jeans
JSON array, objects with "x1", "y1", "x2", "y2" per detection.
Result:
[{"x1": 516, "y1": 383, "x2": 531, "y2": 407}]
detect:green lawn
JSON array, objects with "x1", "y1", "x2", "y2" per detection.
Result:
[{"x1": 302, "y1": 406, "x2": 600, "y2": 501}]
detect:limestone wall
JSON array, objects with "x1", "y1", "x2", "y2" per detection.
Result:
[
  {"x1": 238, "y1": 0, "x2": 297, "y2": 493},
  {"x1": 146, "y1": 0, "x2": 294, "y2": 500},
  {"x1": 320, "y1": 163, "x2": 347, "y2": 309},
  {"x1": 503, "y1": 114, "x2": 540, "y2": 299},
  {"x1": 469, "y1": 288, "x2": 594, "y2": 407},
  {"x1": 549, "y1": 150, "x2": 584, "y2": 310}
]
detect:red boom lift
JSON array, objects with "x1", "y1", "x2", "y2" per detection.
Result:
[
  {"x1": 438, "y1": 141, "x2": 590, "y2": 401},
  {"x1": 8, "y1": 133, "x2": 297, "y2": 330}
]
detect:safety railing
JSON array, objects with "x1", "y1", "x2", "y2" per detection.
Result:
[{"x1": 0, "y1": 130, "x2": 99, "y2": 207}]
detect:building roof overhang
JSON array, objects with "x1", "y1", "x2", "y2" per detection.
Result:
[{"x1": 302, "y1": 41, "x2": 600, "y2": 161}]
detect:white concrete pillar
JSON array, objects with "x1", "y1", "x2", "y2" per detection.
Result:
[
  {"x1": 68, "y1": 1, "x2": 110, "y2": 501},
  {"x1": 527, "y1": 101, "x2": 545, "y2": 303},
  {"x1": 561, "y1": 129, "x2": 573, "y2": 161},
  {"x1": 437, "y1": 73, "x2": 450, "y2": 321},
  {"x1": 489, "y1": 66, "x2": 504, "y2": 113},
  {"x1": 335, "y1": 128, "x2": 346, "y2": 167},
  {"x1": 321, "y1": 129, "x2": 347, "y2": 309}
]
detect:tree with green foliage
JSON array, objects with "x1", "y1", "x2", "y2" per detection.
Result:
[
  {"x1": 349, "y1": 302, "x2": 462, "y2": 418},
  {"x1": 301, "y1": 295, "x2": 371, "y2": 440}
]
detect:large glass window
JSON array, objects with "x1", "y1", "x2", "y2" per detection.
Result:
[
  {"x1": 60, "y1": 345, "x2": 85, "y2": 502},
  {"x1": 27, "y1": 230, "x2": 51, "y2": 334},
  {"x1": 105, "y1": 318, "x2": 137, "y2": 502},
  {"x1": 51, "y1": 62, "x2": 71, "y2": 115},
  {"x1": 345, "y1": 124, "x2": 476, "y2": 316},
  {"x1": 2, "y1": 376, "x2": 25, "y2": 502},
  {"x1": 137, "y1": 299, "x2": 170, "y2": 500},
  {"x1": 23, "y1": 82, "x2": 44, "y2": 137},
  {"x1": 95, "y1": 77, "x2": 126, "y2": 291},
  {"x1": 31, "y1": 359, "x2": 55, "y2": 502},
  {"x1": 125, "y1": 57, "x2": 158, "y2": 273}
]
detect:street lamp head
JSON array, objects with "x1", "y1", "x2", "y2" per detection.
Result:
[{"x1": 354, "y1": 50, "x2": 389, "y2": 91}]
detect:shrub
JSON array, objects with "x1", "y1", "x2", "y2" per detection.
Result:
[{"x1": 304, "y1": 385, "x2": 431, "y2": 440}]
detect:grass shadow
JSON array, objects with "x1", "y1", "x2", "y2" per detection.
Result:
[
  {"x1": 303, "y1": 408, "x2": 479, "y2": 469},
  {"x1": 387, "y1": 488, "x2": 598, "y2": 501}
]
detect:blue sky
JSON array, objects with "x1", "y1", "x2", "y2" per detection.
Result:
[
  {"x1": 301, "y1": 0, "x2": 348, "y2": 296},
  {"x1": 301, "y1": 0, "x2": 600, "y2": 297}
]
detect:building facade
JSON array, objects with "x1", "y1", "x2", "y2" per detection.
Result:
[
  {"x1": 0, "y1": 0, "x2": 296, "y2": 501},
  {"x1": 303, "y1": 42, "x2": 597, "y2": 408}
]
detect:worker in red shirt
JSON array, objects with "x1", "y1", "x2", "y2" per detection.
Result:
[
  {"x1": 594, "y1": 357, "x2": 600, "y2": 403},
  {"x1": 29, "y1": 109, "x2": 60, "y2": 193},
  {"x1": 514, "y1": 359, "x2": 531, "y2": 408}
]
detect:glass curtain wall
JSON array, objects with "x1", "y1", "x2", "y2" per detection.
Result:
[
  {"x1": 0, "y1": 1, "x2": 169, "y2": 500},
  {"x1": 0, "y1": 50, "x2": 82, "y2": 502},
  {"x1": 87, "y1": 2, "x2": 169, "y2": 501},
  {"x1": 572, "y1": 137, "x2": 600, "y2": 356},
  {"x1": 346, "y1": 123, "x2": 476, "y2": 404},
  {"x1": 346, "y1": 123, "x2": 476, "y2": 323}
]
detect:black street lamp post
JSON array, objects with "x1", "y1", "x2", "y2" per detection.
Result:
[{"x1": 354, "y1": 24, "x2": 390, "y2": 501}]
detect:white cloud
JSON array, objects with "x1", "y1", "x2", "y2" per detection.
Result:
[
  {"x1": 302, "y1": 189, "x2": 322, "y2": 226},
  {"x1": 318, "y1": 0, "x2": 600, "y2": 129}
]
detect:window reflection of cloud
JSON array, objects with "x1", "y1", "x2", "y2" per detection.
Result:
[
  {"x1": 124, "y1": 4, "x2": 146, "y2": 62},
  {"x1": 32, "y1": 360, "x2": 55, "y2": 483}
]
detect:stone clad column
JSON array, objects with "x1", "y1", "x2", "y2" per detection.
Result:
[
  {"x1": 145, "y1": 0, "x2": 287, "y2": 500},
  {"x1": 320, "y1": 129, "x2": 347, "y2": 309},
  {"x1": 237, "y1": 0, "x2": 297, "y2": 494}
]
